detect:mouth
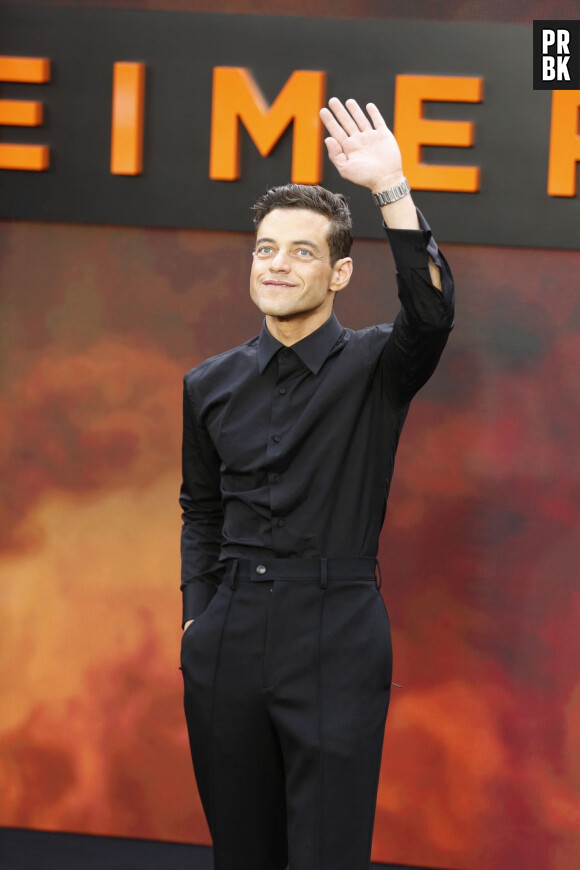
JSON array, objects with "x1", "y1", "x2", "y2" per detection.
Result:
[{"x1": 263, "y1": 280, "x2": 296, "y2": 288}]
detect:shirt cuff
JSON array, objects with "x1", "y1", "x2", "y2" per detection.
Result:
[{"x1": 383, "y1": 208, "x2": 443, "y2": 271}]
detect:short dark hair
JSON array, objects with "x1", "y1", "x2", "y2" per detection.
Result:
[{"x1": 252, "y1": 183, "x2": 353, "y2": 265}]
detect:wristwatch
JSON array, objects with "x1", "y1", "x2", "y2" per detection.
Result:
[{"x1": 372, "y1": 177, "x2": 411, "y2": 206}]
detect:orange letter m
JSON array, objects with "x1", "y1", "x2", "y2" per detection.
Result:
[{"x1": 209, "y1": 67, "x2": 326, "y2": 184}]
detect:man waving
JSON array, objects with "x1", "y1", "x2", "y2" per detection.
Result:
[{"x1": 179, "y1": 98, "x2": 454, "y2": 870}]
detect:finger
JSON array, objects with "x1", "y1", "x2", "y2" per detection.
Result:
[
  {"x1": 345, "y1": 98, "x2": 373, "y2": 132},
  {"x1": 327, "y1": 97, "x2": 360, "y2": 137},
  {"x1": 320, "y1": 106, "x2": 349, "y2": 143},
  {"x1": 366, "y1": 102, "x2": 389, "y2": 131}
]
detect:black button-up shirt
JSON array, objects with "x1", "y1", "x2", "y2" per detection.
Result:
[{"x1": 180, "y1": 212, "x2": 454, "y2": 624}]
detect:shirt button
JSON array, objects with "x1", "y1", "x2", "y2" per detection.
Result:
[
  {"x1": 279, "y1": 387, "x2": 287, "y2": 395},
  {"x1": 273, "y1": 435, "x2": 281, "y2": 443},
  {"x1": 256, "y1": 564, "x2": 267, "y2": 575},
  {"x1": 277, "y1": 519, "x2": 285, "y2": 527},
  {"x1": 273, "y1": 474, "x2": 281, "y2": 483}
]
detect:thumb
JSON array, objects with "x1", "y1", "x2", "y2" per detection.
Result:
[{"x1": 324, "y1": 137, "x2": 347, "y2": 168}]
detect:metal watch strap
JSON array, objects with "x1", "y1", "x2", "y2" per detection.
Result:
[{"x1": 372, "y1": 177, "x2": 411, "y2": 206}]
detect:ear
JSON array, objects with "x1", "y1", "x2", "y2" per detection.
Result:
[{"x1": 329, "y1": 257, "x2": 353, "y2": 294}]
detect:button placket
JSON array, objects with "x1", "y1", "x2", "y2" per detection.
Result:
[{"x1": 269, "y1": 349, "x2": 294, "y2": 546}]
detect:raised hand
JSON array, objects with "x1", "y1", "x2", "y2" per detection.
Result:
[{"x1": 319, "y1": 98, "x2": 404, "y2": 193}]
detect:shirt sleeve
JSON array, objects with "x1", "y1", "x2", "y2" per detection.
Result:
[
  {"x1": 179, "y1": 376, "x2": 225, "y2": 626},
  {"x1": 380, "y1": 208, "x2": 455, "y2": 407}
]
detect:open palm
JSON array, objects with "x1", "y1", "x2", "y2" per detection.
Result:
[{"x1": 319, "y1": 98, "x2": 403, "y2": 191}]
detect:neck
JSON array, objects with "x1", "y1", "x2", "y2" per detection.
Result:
[{"x1": 265, "y1": 308, "x2": 333, "y2": 346}]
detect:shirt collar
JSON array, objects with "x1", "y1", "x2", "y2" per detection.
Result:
[{"x1": 257, "y1": 312, "x2": 343, "y2": 375}]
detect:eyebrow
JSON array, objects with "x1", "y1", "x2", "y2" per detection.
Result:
[{"x1": 255, "y1": 237, "x2": 322, "y2": 251}]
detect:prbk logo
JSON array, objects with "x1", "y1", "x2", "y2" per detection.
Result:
[{"x1": 533, "y1": 20, "x2": 580, "y2": 89}]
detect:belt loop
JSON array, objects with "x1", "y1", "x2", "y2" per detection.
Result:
[
  {"x1": 375, "y1": 558, "x2": 383, "y2": 590},
  {"x1": 228, "y1": 558, "x2": 240, "y2": 590},
  {"x1": 320, "y1": 557, "x2": 328, "y2": 590}
]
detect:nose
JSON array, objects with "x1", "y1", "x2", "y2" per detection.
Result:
[{"x1": 270, "y1": 249, "x2": 291, "y2": 272}]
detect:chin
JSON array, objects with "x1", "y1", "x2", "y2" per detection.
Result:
[
  {"x1": 264, "y1": 305, "x2": 304, "y2": 319},
  {"x1": 256, "y1": 298, "x2": 298, "y2": 318}
]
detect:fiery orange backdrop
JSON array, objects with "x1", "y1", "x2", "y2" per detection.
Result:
[{"x1": 0, "y1": 217, "x2": 579, "y2": 870}]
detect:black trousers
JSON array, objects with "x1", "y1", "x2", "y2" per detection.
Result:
[{"x1": 181, "y1": 557, "x2": 392, "y2": 870}]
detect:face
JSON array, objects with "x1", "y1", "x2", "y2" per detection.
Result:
[{"x1": 250, "y1": 208, "x2": 352, "y2": 332}]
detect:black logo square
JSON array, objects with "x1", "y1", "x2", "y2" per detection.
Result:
[{"x1": 533, "y1": 20, "x2": 580, "y2": 89}]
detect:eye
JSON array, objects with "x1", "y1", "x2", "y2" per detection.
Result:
[
  {"x1": 256, "y1": 245, "x2": 274, "y2": 257},
  {"x1": 296, "y1": 248, "x2": 312, "y2": 258}
]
